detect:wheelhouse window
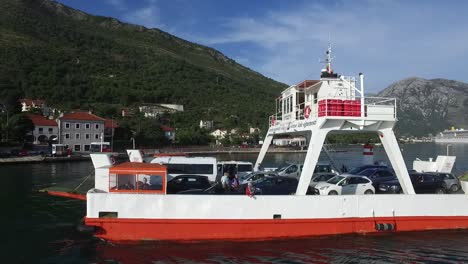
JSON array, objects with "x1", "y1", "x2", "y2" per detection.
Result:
[{"x1": 109, "y1": 173, "x2": 165, "y2": 193}]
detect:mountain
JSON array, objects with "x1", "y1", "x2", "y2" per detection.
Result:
[
  {"x1": 0, "y1": 0, "x2": 286, "y2": 130},
  {"x1": 378, "y1": 77, "x2": 468, "y2": 136}
]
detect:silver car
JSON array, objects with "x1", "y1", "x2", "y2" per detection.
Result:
[{"x1": 433, "y1": 172, "x2": 460, "y2": 193}]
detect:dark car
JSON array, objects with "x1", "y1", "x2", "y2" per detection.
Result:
[
  {"x1": 177, "y1": 182, "x2": 242, "y2": 195},
  {"x1": 346, "y1": 165, "x2": 388, "y2": 175},
  {"x1": 356, "y1": 168, "x2": 396, "y2": 191},
  {"x1": 240, "y1": 176, "x2": 299, "y2": 195},
  {"x1": 180, "y1": 176, "x2": 312, "y2": 195},
  {"x1": 166, "y1": 175, "x2": 212, "y2": 194},
  {"x1": 379, "y1": 173, "x2": 446, "y2": 194}
]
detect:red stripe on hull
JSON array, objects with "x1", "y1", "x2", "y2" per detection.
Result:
[
  {"x1": 85, "y1": 216, "x2": 468, "y2": 242},
  {"x1": 47, "y1": 191, "x2": 86, "y2": 201}
]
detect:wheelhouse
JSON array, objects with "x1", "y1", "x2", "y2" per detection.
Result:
[{"x1": 107, "y1": 162, "x2": 167, "y2": 194}]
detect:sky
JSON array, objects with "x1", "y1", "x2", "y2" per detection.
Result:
[{"x1": 58, "y1": 0, "x2": 468, "y2": 92}]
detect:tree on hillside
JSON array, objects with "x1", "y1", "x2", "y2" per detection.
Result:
[{"x1": 2, "y1": 114, "x2": 34, "y2": 143}]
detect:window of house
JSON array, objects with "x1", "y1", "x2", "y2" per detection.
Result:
[
  {"x1": 38, "y1": 128, "x2": 43, "y2": 134},
  {"x1": 75, "y1": 133, "x2": 80, "y2": 139},
  {"x1": 85, "y1": 123, "x2": 90, "y2": 129},
  {"x1": 65, "y1": 123, "x2": 70, "y2": 129},
  {"x1": 85, "y1": 134, "x2": 90, "y2": 139},
  {"x1": 48, "y1": 128, "x2": 53, "y2": 133},
  {"x1": 84, "y1": 145, "x2": 90, "y2": 151},
  {"x1": 95, "y1": 134, "x2": 100, "y2": 140},
  {"x1": 65, "y1": 133, "x2": 70, "y2": 139},
  {"x1": 74, "y1": 145, "x2": 81, "y2": 151},
  {"x1": 76, "y1": 123, "x2": 80, "y2": 129},
  {"x1": 95, "y1": 124, "x2": 99, "y2": 129}
]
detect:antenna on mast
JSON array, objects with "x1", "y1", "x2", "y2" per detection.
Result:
[{"x1": 320, "y1": 40, "x2": 338, "y2": 78}]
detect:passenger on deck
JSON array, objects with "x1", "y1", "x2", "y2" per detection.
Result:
[
  {"x1": 229, "y1": 174, "x2": 239, "y2": 191},
  {"x1": 221, "y1": 172, "x2": 230, "y2": 191},
  {"x1": 246, "y1": 182, "x2": 256, "y2": 197}
]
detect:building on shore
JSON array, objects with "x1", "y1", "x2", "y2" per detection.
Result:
[
  {"x1": 58, "y1": 111, "x2": 105, "y2": 152},
  {"x1": 25, "y1": 114, "x2": 58, "y2": 145}
]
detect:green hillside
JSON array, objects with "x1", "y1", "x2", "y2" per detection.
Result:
[{"x1": 0, "y1": 0, "x2": 286, "y2": 131}]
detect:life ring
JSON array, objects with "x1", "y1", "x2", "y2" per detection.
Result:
[{"x1": 304, "y1": 105, "x2": 311, "y2": 118}]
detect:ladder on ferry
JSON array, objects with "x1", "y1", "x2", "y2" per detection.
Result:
[{"x1": 322, "y1": 140, "x2": 342, "y2": 174}]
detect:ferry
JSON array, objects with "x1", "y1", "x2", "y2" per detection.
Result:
[
  {"x1": 83, "y1": 46, "x2": 468, "y2": 242},
  {"x1": 435, "y1": 128, "x2": 468, "y2": 143}
]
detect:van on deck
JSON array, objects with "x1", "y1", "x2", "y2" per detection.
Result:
[{"x1": 150, "y1": 156, "x2": 217, "y2": 182}]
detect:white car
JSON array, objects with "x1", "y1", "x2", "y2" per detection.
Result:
[{"x1": 314, "y1": 175, "x2": 375, "y2": 195}]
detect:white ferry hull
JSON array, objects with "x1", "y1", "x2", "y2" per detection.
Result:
[
  {"x1": 435, "y1": 138, "x2": 468, "y2": 143},
  {"x1": 85, "y1": 193, "x2": 468, "y2": 242}
]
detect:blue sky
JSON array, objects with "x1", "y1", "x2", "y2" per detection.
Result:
[{"x1": 58, "y1": 0, "x2": 468, "y2": 92}]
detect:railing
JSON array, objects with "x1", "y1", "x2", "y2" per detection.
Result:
[{"x1": 269, "y1": 96, "x2": 397, "y2": 127}]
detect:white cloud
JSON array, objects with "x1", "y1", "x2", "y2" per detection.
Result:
[
  {"x1": 123, "y1": 3, "x2": 162, "y2": 29},
  {"x1": 191, "y1": 1, "x2": 468, "y2": 91},
  {"x1": 106, "y1": 0, "x2": 126, "y2": 11}
]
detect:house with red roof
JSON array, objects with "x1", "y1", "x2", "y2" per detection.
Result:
[
  {"x1": 26, "y1": 114, "x2": 58, "y2": 145},
  {"x1": 20, "y1": 99, "x2": 46, "y2": 112},
  {"x1": 58, "y1": 111, "x2": 106, "y2": 152}
]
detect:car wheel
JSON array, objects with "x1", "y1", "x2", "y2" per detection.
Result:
[
  {"x1": 364, "y1": 189, "x2": 374, "y2": 195},
  {"x1": 435, "y1": 188, "x2": 445, "y2": 194},
  {"x1": 328, "y1": 190, "x2": 338, "y2": 195},
  {"x1": 450, "y1": 184, "x2": 459, "y2": 193}
]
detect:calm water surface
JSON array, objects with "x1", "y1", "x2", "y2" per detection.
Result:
[{"x1": 2, "y1": 142, "x2": 468, "y2": 263}]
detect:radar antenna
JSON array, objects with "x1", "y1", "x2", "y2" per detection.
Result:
[{"x1": 320, "y1": 42, "x2": 338, "y2": 78}]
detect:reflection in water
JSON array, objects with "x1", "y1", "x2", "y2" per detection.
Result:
[{"x1": 93, "y1": 231, "x2": 468, "y2": 263}]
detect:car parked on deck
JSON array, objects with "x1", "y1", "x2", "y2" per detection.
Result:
[
  {"x1": 314, "y1": 175, "x2": 375, "y2": 195},
  {"x1": 378, "y1": 172, "x2": 446, "y2": 194},
  {"x1": 309, "y1": 173, "x2": 337, "y2": 188},
  {"x1": 345, "y1": 164, "x2": 388, "y2": 175},
  {"x1": 431, "y1": 172, "x2": 460, "y2": 193},
  {"x1": 355, "y1": 168, "x2": 396, "y2": 191},
  {"x1": 241, "y1": 176, "x2": 300, "y2": 195},
  {"x1": 166, "y1": 175, "x2": 212, "y2": 194},
  {"x1": 239, "y1": 171, "x2": 279, "y2": 185}
]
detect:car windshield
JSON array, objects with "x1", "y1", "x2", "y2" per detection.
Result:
[
  {"x1": 359, "y1": 169, "x2": 377, "y2": 176},
  {"x1": 348, "y1": 166, "x2": 366, "y2": 174},
  {"x1": 315, "y1": 165, "x2": 331, "y2": 173},
  {"x1": 327, "y1": 176, "x2": 345, "y2": 185},
  {"x1": 239, "y1": 172, "x2": 253, "y2": 181},
  {"x1": 276, "y1": 165, "x2": 290, "y2": 173}
]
